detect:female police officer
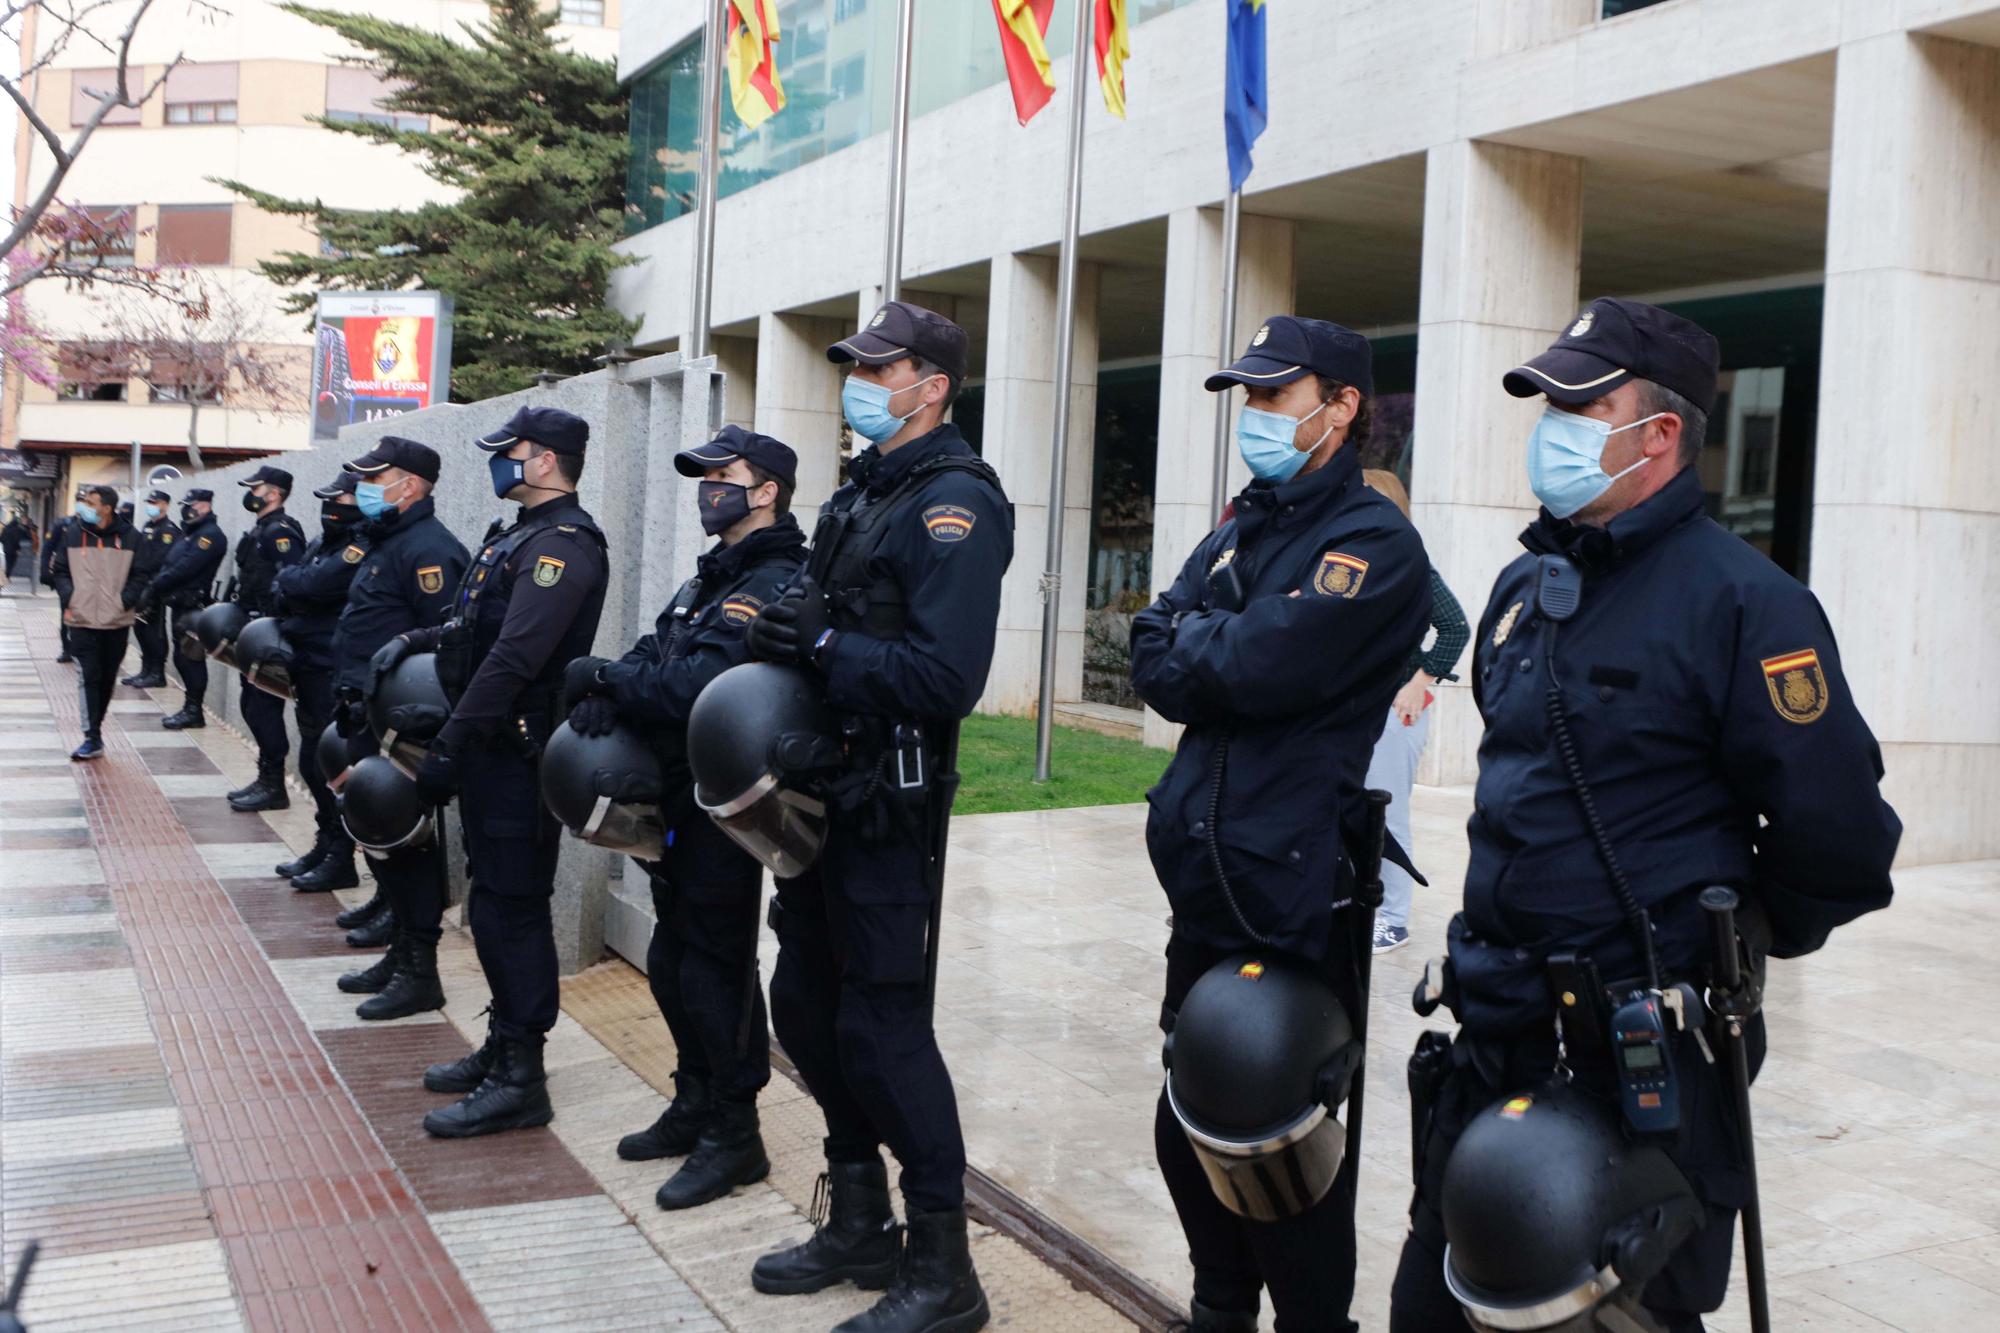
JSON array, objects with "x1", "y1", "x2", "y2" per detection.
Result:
[{"x1": 1131, "y1": 316, "x2": 1429, "y2": 1332}]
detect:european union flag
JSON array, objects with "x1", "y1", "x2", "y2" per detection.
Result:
[{"x1": 1225, "y1": 0, "x2": 1268, "y2": 190}]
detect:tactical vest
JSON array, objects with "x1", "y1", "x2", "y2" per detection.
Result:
[
  {"x1": 437, "y1": 503, "x2": 608, "y2": 711},
  {"x1": 806, "y1": 453, "x2": 1007, "y2": 641}
]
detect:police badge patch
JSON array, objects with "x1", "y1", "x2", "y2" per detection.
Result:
[
  {"x1": 532, "y1": 555, "x2": 566, "y2": 588},
  {"x1": 923, "y1": 505, "x2": 976, "y2": 543},
  {"x1": 342, "y1": 545, "x2": 364, "y2": 564},
  {"x1": 1760, "y1": 649, "x2": 1829, "y2": 724},
  {"x1": 416, "y1": 565, "x2": 444, "y2": 594},
  {"x1": 198, "y1": 536, "x2": 213, "y2": 549},
  {"x1": 1311, "y1": 551, "x2": 1369, "y2": 599},
  {"x1": 720, "y1": 594, "x2": 763, "y2": 626}
]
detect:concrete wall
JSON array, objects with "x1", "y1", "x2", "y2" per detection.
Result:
[{"x1": 175, "y1": 354, "x2": 723, "y2": 972}]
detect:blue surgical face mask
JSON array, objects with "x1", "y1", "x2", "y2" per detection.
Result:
[
  {"x1": 489, "y1": 452, "x2": 526, "y2": 499},
  {"x1": 74, "y1": 499, "x2": 99, "y2": 524},
  {"x1": 145, "y1": 502, "x2": 165, "y2": 521},
  {"x1": 1235, "y1": 398, "x2": 1331, "y2": 484},
  {"x1": 1525, "y1": 407, "x2": 1666, "y2": 520},
  {"x1": 842, "y1": 374, "x2": 938, "y2": 445},
  {"x1": 354, "y1": 477, "x2": 404, "y2": 519}
]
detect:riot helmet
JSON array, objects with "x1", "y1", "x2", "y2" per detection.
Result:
[
  {"x1": 338, "y1": 755, "x2": 434, "y2": 852},
  {"x1": 368, "y1": 651, "x2": 449, "y2": 775},
  {"x1": 1162, "y1": 954, "x2": 1361, "y2": 1222},
  {"x1": 316, "y1": 720, "x2": 367, "y2": 792},
  {"x1": 1442, "y1": 1083, "x2": 1705, "y2": 1331},
  {"x1": 234, "y1": 616, "x2": 295, "y2": 700},
  {"x1": 687, "y1": 662, "x2": 843, "y2": 877},
  {"x1": 539, "y1": 721, "x2": 668, "y2": 858},
  {"x1": 195, "y1": 601, "x2": 251, "y2": 671}
]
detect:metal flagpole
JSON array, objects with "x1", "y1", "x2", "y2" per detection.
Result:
[
  {"x1": 1033, "y1": 0, "x2": 1097, "y2": 784},
  {"x1": 686, "y1": 0, "x2": 727, "y2": 361},
  {"x1": 1208, "y1": 187, "x2": 1242, "y2": 525},
  {"x1": 881, "y1": 0, "x2": 916, "y2": 302}
]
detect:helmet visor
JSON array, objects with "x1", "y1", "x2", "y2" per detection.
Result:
[
  {"x1": 246, "y1": 661, "x2": 294, "y2": 701},
  {"x1": 341, "y1": 804, "x2": 434, "y2": 854},
  {"x1": 208, "y1": 638, "x2": 242, "y2": 671},
  {"x1": 698, "y1": 774, "x2": 827, "y2": 878},
  {"x1": 1169, "y1": 1082, "x2": 1346, "y2": 1222},
  {"x1": 571, "y1": 795, "x2": 667, "y2": 859}
]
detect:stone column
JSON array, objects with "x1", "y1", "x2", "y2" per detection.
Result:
[
  {"x1": 754, "y1": 311, "x2": 850, "y2": 512},
  {"x1": 712, "y1": 333, "x2": 758, "y2": 432},
  {"x1": 1409, "y1": 140, "x2": 1583, "y2": 785},
  {"x1": 1814, "y1": 31, "x2": 2000, "y2": 864},
  {"x1": 1143, "y1": 207, "x2": 1295, "y2": 748},
  {"x1": 976, "y1": 252, "x2": 1099, "y2": 715}
]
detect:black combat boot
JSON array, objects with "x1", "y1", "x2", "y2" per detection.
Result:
[
  {"x1": 275, "y1": 834, "x2": 329, "y2": 880},
  {"x1": 1172, "y1": 1300, "x2": 1259, "y2": 1333},
  {"x1": 656, "y1": 1099, "x2": 770, "y2": 1211},
  {"x1": 122, "y1": 671, "x2": 167, "y2": 689},
  {"x1": 346, "y1": 908, "x2": 396, "y2": 949},
  {"x1": 228, "y1": 760, "x2": 290, "y2": 812},
  {"x1": 291, "y1": 839, "x2": 358, "y2": 892},
  {"x1": 225, "y1": 772, "x2": 262, "y2": 803},
  {"x1": 337, "y1": 937, "x2": 401, "y2": 994},
  {"x1": 425, "y1": 1018, "x2": 500, "y2": 1094},
  {"x1": 616, "y1": 1072, "x2": 711, "y2": 1161},
  {"x1": 161, "y1": 702, "x2": 204, "y2": 730},
  {"x1": 334, "y1": 887, "x2": 389, "y2": 930},
  {"x1": 751, "y1": 1159, "x2": 901, "y2": 1295},
  {"x1": 834, "y1": 1209, "x2": 987, "y2": 1333},
  {"x1": 356, "y1": 937, "x2": 444, "y2": 1021},
  {"x1": 422, "y1": 1037, "x2": 554, "y2": 1139}
]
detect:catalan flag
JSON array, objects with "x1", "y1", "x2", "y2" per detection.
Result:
[
  {"x1": 1095, "y1": 0, "x2": 1130, "y2": 119},
  {"x1": 1225, "y1": 0, "x2": 1268, "y2": 189},
  {"x1": 993, "y1": 0, "x2": 1057, "y2": 126},
  {"x1": 726, "y1": 0, "x2": 786, "y2": 130}
]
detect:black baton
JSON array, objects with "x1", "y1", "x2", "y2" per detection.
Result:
[
  {"x1": 1342, "y1": 789, "x2": 1391, "y2": 1191},
  {"x1": 921, "y1": 720, "x2": 964, "y2": 1018},
  {"x1": 1700, "y1": 885, "x2": 1770, "y2": 1333}
]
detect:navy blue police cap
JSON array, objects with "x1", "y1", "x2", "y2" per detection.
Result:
[
  {"x1": 675, "y1": 424, "x2": 798, "y2": 491},
  {"x1": 476, "y1": 406, "x2": 590, "y2": 456},
  {"x1": 312, "y1": 471, "x2": 361, "y2": 500},
  {"x1": 238, "y1": 464, "x2": 294, "y2": 493},
  {"x1": 145, "y1": 488, "x2": 172, "y2": 503},
  {"x1": 827, "y1": 301, "x2": 969, "y2": 386},
  {"x1": 1205, "y1": 316, "x2": 1374, "y2": 397},
  {"x1": 345, "y1": 436, "x2": 442, "y2": 484},
  {"x1": 1505, "y1": 298, "x2": 1721, "y2": 415},
  {"x1": 182, "y1": 488, "x2": 214, "y2": 502}
]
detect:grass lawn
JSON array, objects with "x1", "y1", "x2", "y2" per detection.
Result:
[{"x1": 952, "y1": 712, "x2": 1169, "y2": 815}]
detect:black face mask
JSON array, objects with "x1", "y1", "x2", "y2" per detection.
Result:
[
  {"x1": 242, "y1": 491, "x2": 266, "y2": 514},
  {"x1": 181, "y1": 504, "x2": 202, "y2": 526},
  {"x1": 320, "y1": 502, "x2": 358, "y2": 533},
  {"x1": 697, "y1": 481, "x2": 753, "y2": 537}
]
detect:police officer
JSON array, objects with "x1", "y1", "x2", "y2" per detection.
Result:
[
  {"x1": 382, "y1": 407, "x2": 608, "y2": 1140},
  {"x1": 121, "y1": 489, "x2": 181, "y2": 689},
  {"x1": 270, "y1": 472, "x2": 369, "y2": 893},
  {"x1": 742, "y1": 302, "x2": 1010, "y2": 1333},
  {"x1": 1386, "y1": 299, "x2": 1902, "y2": 1332},
  {"x1": 328, "y1": 438, "x2": 468, "y2": 1020},
  {"x1": 565, "y1": 426, "x2": 807, "y2": 1209},
  {"x1": 52, "y1": 485, "x2": 148, "y2": 761},
  {"x1": 1126, "y1": 317, "x2": 1429, "y2": 1332},
  {"x1": 140, "y1": 488, "x2": 228, "y2": 728},
  {"x1": 223, "y1": 465, "x2": 307, "y2": 811}
]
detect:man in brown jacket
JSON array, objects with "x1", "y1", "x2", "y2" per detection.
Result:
[{"x1": 51, "y1": 484, "x2": 144, "y2": 760}]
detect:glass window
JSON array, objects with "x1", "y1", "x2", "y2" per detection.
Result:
[
  {"x1": 1602, "y1": 0, "x2": 1676, "y2": 15},
  {"x1": 80, "y1": 206, "x2": 136, "y2": 268},
  {"x1": 57, "y1": 345, "x2": 129, "y2": 401},
  {"x1": 326, "y1": 67, "x2": 428, "y2": 132},
  {"x1": 68, "y1": 68, "x2": 141, "y2": 127},
  {"x1": 156, "y1": 205, "x2": 233, "y2": 266},
  {"x1": 163, "y1": 62, "x2": 238, "y2": 125},
  {"x1": 834, "y1": 0, "x2": 866, "y2": 20},
  {"x1": 560, "y1": 0, "x2": 606, "y2": 24}
]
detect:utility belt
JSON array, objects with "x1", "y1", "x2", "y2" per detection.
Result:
[{"x1": 821, "y1": 712, "x2": 947, "y2": 846}]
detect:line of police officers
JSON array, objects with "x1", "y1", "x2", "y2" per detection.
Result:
[{"x1": 116, "y1": 290, "x2": 1896, "y2": 1333}]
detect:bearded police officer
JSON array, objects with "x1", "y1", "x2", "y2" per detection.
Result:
[
  {"x1": 224, "y1": 466, "x2": 307, "y2": 812},
  {"x1": 741, "y1": 302, "x2": 1010, "y2": 1333},
  {"x1": 1387, "y1": 300, "x2": 1901, "y2": 1333},
  {"x1": 270, "y1": 472, "x2": 369, "y2": 894},
  {"x1": 141, "y1": 488, "x2": 228, "y2": 729},
  {"x1": 382, "y1": 406, "x2": 609, "y2": 1140},
  {"x1": 330, "y1": 439, "x2": 468, "y2": 1019},
  {"x1": 1127, "y1": 317, "x2": 1429, "y2": 1332},
  {"x1": 565, "y1": 427, "x2": 807, "y2": 1210},
  {"x1": 121, "y1": 489, "x2": 181, "y2": 688}
]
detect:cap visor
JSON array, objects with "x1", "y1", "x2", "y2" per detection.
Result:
[
  {"x1": 1502, "y1": 350, "x2": 1631, "y2": 404},
  {"x1": 343, "y1": 453, "x2": 391, "y2": 474},
  {"x1": 673, "y1": 444, "x2": 742, "y2": 478},
  {"x1": 473, "y1": 431, "x2": 519, "y2": 453},
  {"x1": 235, "y1": 476, "x2": 258, "y2": 487},
  {"x1": 826, "y1": 332, "x2": 909, "y2": 366},
  {"x1": 1203, "y1": 355, "x2": 1309, "y2": 392}
]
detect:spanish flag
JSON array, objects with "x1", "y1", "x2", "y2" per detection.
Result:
[
  {"x1": 992, "y1": 0, "x2": 1056, "y2": 126},
  {"x1": 726, "y1": 0, "x2": 786, "y2": 130},
  {"x1": 1095, "y1": 0, "x2": 1130, "y2": 119}
]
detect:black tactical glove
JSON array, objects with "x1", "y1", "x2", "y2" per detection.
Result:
[
  {"x1": 562, "y1": 655, "x2": 611, "y2": 711},
  {"x1": 567, "y1": 696, "x2": 618, "y2": 738},
  {"x1": 746, "y1": 577, "x2": 832, "y2": 667},
  {"x1": 366, "y1": 635, "x2": 412, "y2": 700},
  {"x1": 334, "y1": 690, "x2": 369, "y2": 739}
]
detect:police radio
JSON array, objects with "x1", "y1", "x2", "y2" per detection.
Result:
[{"x1": 1609, "y1": 990, "x2": 1678, "y2": 1135}]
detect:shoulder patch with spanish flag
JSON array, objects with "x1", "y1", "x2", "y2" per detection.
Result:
[
  {"x1": 1311, "y1": 551, "x2": 1370, "y2": 599},
  {"x1": 416, "y1": 565, "x2": 444, "y2": 595},
  {"x1": 274, "y1": 536, "x2": 292, "y2": 553},
  {"x1": 720, "y1": 593, "x2": 764, "y2": 626},
  {"x1": 922, "y1": 504, "x2": 976, "y2": 544},
  {"x1": 532, "y1": 555, "x2": 565, "y2": 588},
  {"x1": 1760, "y1": 648, "x2": 1829, "y2": 724},
  {"x1": 161, "y1": 531, "x2": 174, "y2": 544},
  {"x1": 198, "y1": 536, "x2": 213, "y2": 549},
  {"x1": 342, "y1": 544, "x2": 364, "y2": 564}
]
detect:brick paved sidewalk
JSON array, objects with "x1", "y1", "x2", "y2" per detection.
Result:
[{"x1": 0, "y1": 596, "x2": 1141, "y2": 1332}]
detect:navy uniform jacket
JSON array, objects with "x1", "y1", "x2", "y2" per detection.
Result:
[
  {"x1": 276, "y1": 529, "x2": 368, "y2": 673},
  {"x1": 331, "y1": 497, "x2": 468, "y2": 697},
  {"x1": 1451, "y1": 467, "x2": 1900, "y2": 1036},
  {"x1": 602, "y1": 515, "x2": 807, "y2": 875},
  {"x1": 814, "y1": 426, "x2": 1013, "y2": 723},
  {"x1": 148, "y1": 514, "x2": 227, "y2": 608},
  {"x1": 131, "y1": 515, "x2": 182, "y2": 584},
  {"x1": 50, "y1": 516, "x2": 148, "y2": 607},
  {"x1": 234, "y1": 509, "x2": 306, "y2": 616},
  {"x1": 1130, "y1": 445, "x2": 1431, "y2": 961}
]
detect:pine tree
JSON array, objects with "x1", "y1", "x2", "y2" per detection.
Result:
[{"x1": 218, "y1": 0, "x2": 635, "y2": 401}]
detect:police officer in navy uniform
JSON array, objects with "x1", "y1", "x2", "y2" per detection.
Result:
[
  {"x1": 1128, "y1": 317, "x2": 1430, "y2": 1333},
  {"x1": 224, "y1": 465, "x2": 308, "y2": 811},
  {"x1": 142, "y1": 488, "x2": 228, "y2": 729},
  {"x1": 328, "y1": 439, "x2": 468, "y2": 1020},
  {"x1": 270, "y1": 471, "x2": 369, "y2": 894},
  {"x1": 1386, "y1": 299, "x2": 1902, "y2": 1333},
  {"x1": 381, "y1": 406, "x2": 609, "y2": 1140},
  {"x1": 565, "y1": 426, "x2": 807, "y2": 1210},
  {"x1": 121, "y1": 488, "x2": 181, "y2": 688},
  {"x1": 743, "y1": 302, "x2": 1010, "y2": 1333}
]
